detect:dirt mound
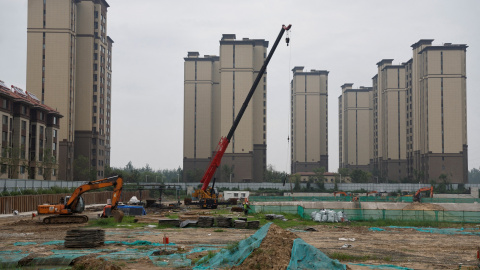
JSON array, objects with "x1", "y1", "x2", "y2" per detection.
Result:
[
  {"x1": 234, "y1": 223, "x2": 297, "y2": 270},
  {"x1": 403, "y1": 203, "x2": 445, "y2": 211},
  {"x1": 72, "y1": 256, "x2": 122, "y2": 270}
]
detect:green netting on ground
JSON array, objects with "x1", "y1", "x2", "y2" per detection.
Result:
[
  {"x1": 295, "y1": 206, "x2": 480, "y2": 223},
  {"x1": 287, "y1": 238, "x2": 346, "y2": 270},
  {"x1": 31, "y1": 249, "x2": 105, "y2": 266},
  {"x1": 41, "y1": 240, "x2": 65, "y2": 245},
  {"x1": 98, "y1": 248, "x2": 151, "y2": 260},
  {"x1": 13, "y1": 242, "x2": 37, "y2": 246},
  {"x1": 149, "y1": 246, "x2": 221, "y2": 268},
  {"x1": 104, "y1": 240, "x2": 176, "y2": 246},
  {"x1": 387, "y1": 226, "x2": 480, "y2": 235},
  {"x1": 350, "y1": 263, "x2": 413, "y2": 269},
  {"x1": 250, "y1": 196, "x2": 480, "y2": 204},
  {"x1": 0, "y1": 250, "x2": 30, "y2": 268},
  {"x1": 193, "y1": 222, "x2": 272, "y2": 269}
]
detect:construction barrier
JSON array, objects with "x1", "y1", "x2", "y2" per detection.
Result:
[
  {"x1": 249, "y1": 196, "x2": 480, "y2": 204},
  {"x1": 0, "y1": 191, "x2": 152, "y2": 214},
  {"x1": 250, "y1": 205, "x2": 480, "y2": 223}
]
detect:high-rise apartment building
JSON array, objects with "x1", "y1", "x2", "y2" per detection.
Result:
[
  {"x1": 290, "y1": 67, "x2": 329, "y2": 173},
  {"x1": 372, "y1": 60, "x2": 408, "y2": 181},
  {"x1": 338, "y1": 84, "x2": 373, "y2": 171},
  {"x1": 406, "y1": 40, "x2": 468, "y2": 183},
  {"x1": 26, "y1": 0, "x2": 113, "y2": 180},
  {"x1": 184, "y1": 34, "x2": 268, "y2": 183},
  {"x1": 342, "y1": 40, "x2": 467, "y2": 183}
]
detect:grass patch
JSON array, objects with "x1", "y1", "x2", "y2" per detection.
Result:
[
  {"x1": 213, "y1": 229, "x2": 224, "y2": 232},
  {"x1": 88, "y1": 216, "x2": 145, "y2": 228},
  {"x1": 166, "y1": 213, "x2": 179, "y2": 219},
  {"x1": 250, "y1": 212, "x2": 318, "y2": 229}
]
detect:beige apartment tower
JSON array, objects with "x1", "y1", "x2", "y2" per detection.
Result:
[
  {"x1": 27, "y1": 0, "x2": 113, "y2": 180},
  {"x1": 406, "y1": 40, "x2": 468, "y2": 183},
  {"x1": 184, "y1": 34, "x2": 268, "y2": 183},
  {"x1": 290, "y1": 67, "x2": 329, "y2": 173},
  {"x1": 372, "y1": 60, "x2": 408, "y2": 181},
  {"x1": 338, "y1": 84, "x2": 373, "y2": 171}
]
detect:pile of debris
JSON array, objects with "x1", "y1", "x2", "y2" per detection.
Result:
[{"x1": 65, "y1": 229, "x2": 105, "y2": 248}]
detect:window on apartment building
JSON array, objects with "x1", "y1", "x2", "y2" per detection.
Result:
[
  {"x1": 93, "y1": 85, "x2": 97, "y2": 92},
  {"x1": 20, "y1": 166, "x2": 25, "y2": 174},
  {"x1": 21, "y1": 121, "x2": 26, "y2": 131},
  {"x1": 93, "y1": 117, "x2": 96, "y2": 124},
  {"x1": 40, "y1": 126, "x2": 44, "y2": 136},
  {"x1": 38, "y1": 167, "x2": 43, "y2": 175},
  {"x1": 1, "y1": 131, "x2": 7, "y2": 142},
  {"x1": 92, "y1": 149, "x2": 96, "y2": 156},
  {"x1": 93, "y1": 95, "x2": 97, "y2": 102},
  {"x1": 94, "y1": 75, "x2": 97, "y2": 82},
  {"x1": 93, "y1": 106, "x2": 97, "y2": 113},
  {"x1": 53, "y1": 130, "x2": 57, "y2": 138},
  {"x1": 94, "y1": 64, "x2": 97, "y2": 71},
  {"x1": 53, "y1": 142, "x2": 56, "y2": 151},
  {"x1": 2, "y1": 99, "x2": 7, "y2": 109},
  {"x1": 21, "y1": 106, "x2": 26, "y2": 115},
  {"x1": 2, "y1": 115, "x2": 7, "y2": 126},
  {"x1": 1, "y1": 164, "x2": 6, "y2": 173}
]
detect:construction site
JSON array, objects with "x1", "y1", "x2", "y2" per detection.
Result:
[{"x1": 0, "y1": 183, "x2": 480, "y2": 270}]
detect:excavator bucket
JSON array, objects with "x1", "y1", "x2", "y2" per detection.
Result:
[{"x1": 111, "y1": 209, "x2": 124, "y2": 223}]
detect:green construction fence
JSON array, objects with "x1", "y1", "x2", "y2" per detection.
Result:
[
  {"x1": 249, "y1": 196, "x2": 480, "y2": 204},
  {"x1": 250, "y1": 205, "x2": 480, "y2": 223}
]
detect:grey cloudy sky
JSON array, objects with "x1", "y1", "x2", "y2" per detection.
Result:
[{"x1": 1, "y1": 0, "x2": 479, "y2": 176}]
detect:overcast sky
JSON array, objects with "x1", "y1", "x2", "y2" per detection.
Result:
[{"x1": 1, "y1": 0, "x2": 479, "y2": 176}]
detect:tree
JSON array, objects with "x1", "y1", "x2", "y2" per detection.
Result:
[
  {"x1": 350, "y1": 169, "x2": 371, "y2": 183},
  {"x1": 469, "y1": 167, "x2": 480, "y2": 183},
  {"x1": 221, "y1": 164, "x2": 233, "y2": 182},
  {"x1": 41, "y1": 148, "x2": 57, "y2": 180},
  {"x1": 73, "y1": 155, "x2": 96, "y2": 181}
]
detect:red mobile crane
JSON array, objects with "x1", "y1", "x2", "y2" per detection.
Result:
[{"x1": 191, "y1": 24, "x2": 292, "y2": 209}]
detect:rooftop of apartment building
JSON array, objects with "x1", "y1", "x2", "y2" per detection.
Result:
[{"x1": 0, "y1": 80, "x2": 62, "y2": 117}]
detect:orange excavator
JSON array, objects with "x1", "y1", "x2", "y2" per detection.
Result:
[
  {"x1": 413, "y1": 186, "x2": 434, "y2": 202},
  {"x1": 37, "y1": 175, "x2": 124, "y2": 224},
  {"x1": 333, "y1": 191, "x2": 347, "y2": 197}
]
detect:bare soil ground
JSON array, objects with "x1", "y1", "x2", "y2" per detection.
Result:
[
  {"x1": 0, "y1": 208, "x2": 479, "y2": 270},
  {"x1": 403, "y1": 202, "x2": 446, "y2": 211}
]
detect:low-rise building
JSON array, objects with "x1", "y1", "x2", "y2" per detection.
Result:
[{"x1": 0, "y1": 80, "x2": 62, "y2": 180}]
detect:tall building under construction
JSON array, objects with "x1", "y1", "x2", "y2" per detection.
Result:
[
  {"x1": 290, "y1": 67, "x2": 329, "y2": 173},
  {"x1": 26, "y1": 0, "x2": 113, "y2": 180},
  {"x1": 183, "y1": 34, "x2": 268, "y2": 182}
]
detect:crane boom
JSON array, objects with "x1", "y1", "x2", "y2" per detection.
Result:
[{"x1": 200, "y1": 24, "x2": 292, "y2": 192}]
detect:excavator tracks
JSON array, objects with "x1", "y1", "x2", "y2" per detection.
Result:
[{"x1": 43, "y1": 215, "x2": 89, "y2": 224}]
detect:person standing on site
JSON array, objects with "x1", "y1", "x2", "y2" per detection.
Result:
[{"x1": 243, "y1": 201, "x2": 250, "y2": 216}]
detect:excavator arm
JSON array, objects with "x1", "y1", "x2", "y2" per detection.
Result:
[{"x1": 65, "y1": 175, "x2": 123, "y2": 214}]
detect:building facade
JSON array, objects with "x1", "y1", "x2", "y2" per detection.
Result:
[
  {"x1": 407, "y1": 40, "x2": 468, "y2": 183},
  {"x1": 290, "y1": 67, "x2": 329, "y2": 173},
  {"x1": 0, "y1": 80, "x2": 62, "y2": 180},
  {"x1": 341, "y1": 39, "x2": 468, "y2": 184},
  {"x1": 338, "y1": 84, "x2": 373, "y2": 171},
  {"x1": 373, "y1": 60, "x2": 408, "y2": 181},
  {"x1": 26, "y1": 0, "x2": 113, "y2": 180},
  {"x1": 184, "y1": 34, "x2": 268, "y2": 183}
]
